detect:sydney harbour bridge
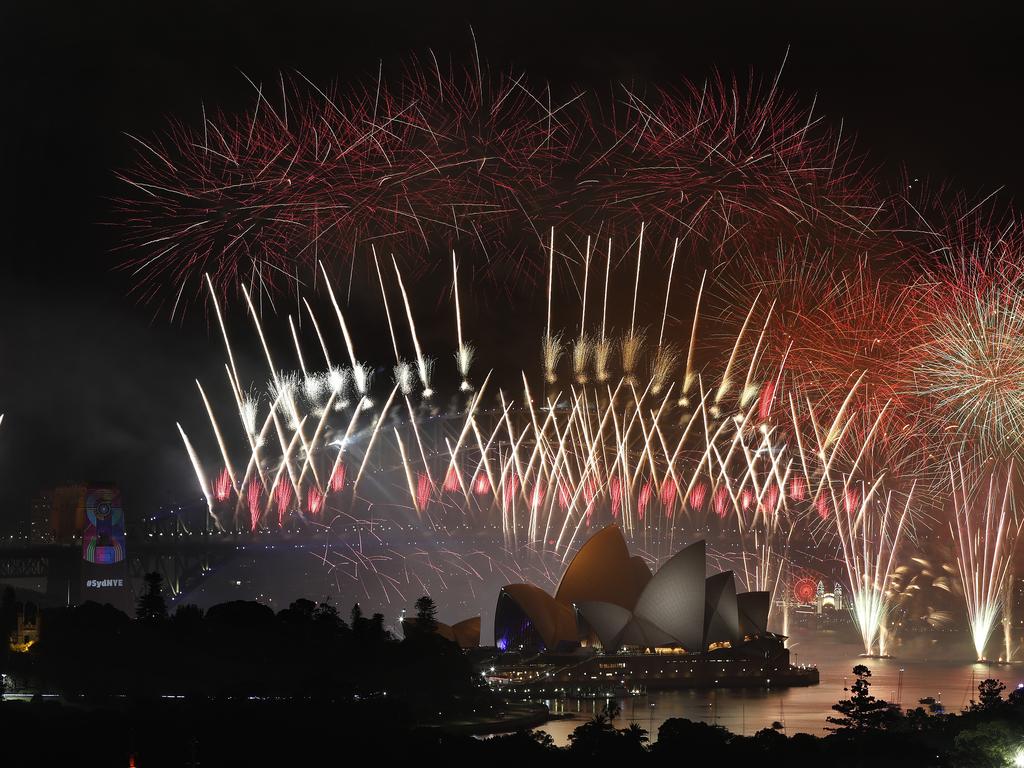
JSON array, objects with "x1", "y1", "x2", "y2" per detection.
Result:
[{"x1": 0, "y1": 501, "x2": 347, "y2": 604}]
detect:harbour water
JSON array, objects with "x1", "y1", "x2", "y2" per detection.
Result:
[{"x1": 532, "y1": 627, "x2": 1024, "y2": 744}]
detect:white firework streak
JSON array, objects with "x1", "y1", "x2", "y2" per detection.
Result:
[
  {"x1": 949, "y1": 459, "x2": 1020, "y2": 661},
  {"x1": 179, "y1": 234, "x2": 918, "y2": 623},
  {"x1": 831, "y1": 477, "x2": 913, "y2": 656}
]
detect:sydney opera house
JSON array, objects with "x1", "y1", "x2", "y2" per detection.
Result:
[
  {"x1": 495, "y1": 525, "x2": 768, "y2": 653},
  {"x1": 490, "y1": 526, "x2": 817, "y2": 690}
]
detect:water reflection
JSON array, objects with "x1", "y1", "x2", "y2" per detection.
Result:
[{"x1": 533, "y1": 628, "x2": 1024, "y2": 744}]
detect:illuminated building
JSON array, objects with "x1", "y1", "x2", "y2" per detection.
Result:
[
  {"x1": 815, "y1": 581, "x2": 844, "y2": 614},
  {"x1": 8, "y1": 601, "x2": 39, "y2": 653},
  {"x1": 30, "y1": 482, "x2": 131, "y2": 610},
  {"x1": 486, "y1": 527, "x2": 815, "y2": 691},
  {"x1": 29, "y1": 491, "x2": 53, "y2": 544},
  {"x1": 495, "y1": 583, "x2": 577, "y2": 652},
  {"x1": 493, "y1": 526, "x2": 773, "y2": 653},
  {"x1": 29, "y1": 483, "x2": 88, "y2": 543}
]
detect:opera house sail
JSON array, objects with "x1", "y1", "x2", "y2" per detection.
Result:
[{"x1": 488, "y1": 525, "x2": 818, "y2": 690}]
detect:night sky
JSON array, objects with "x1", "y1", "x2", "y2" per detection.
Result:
[{"x1": 2, "y1": 1, "x2": 1024, "y2": 531}]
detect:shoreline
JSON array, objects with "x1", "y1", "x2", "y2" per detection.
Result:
[{"x1": 418, "y1": 702, "x2": 552, "y2": 736}]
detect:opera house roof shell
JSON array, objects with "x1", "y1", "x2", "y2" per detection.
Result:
[
  {"x1": 494, "y1": 525, "x2": 770, "y2": 653},
  {"x1": 554, "y1": 524, "x2": 652, "y2": 610}
]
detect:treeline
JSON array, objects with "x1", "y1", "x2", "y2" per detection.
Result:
[
  {"x1": 5, "y1": 579, "x2": 1024, "y2": 767},
  {"x1": 1, "y1": 670, "x2": 1022, "y2": 767},
  {"x1": 3, "y1": 576, "x2": 491, "y2": 720},
  {"x1": 498, "y1": 665, "x2": 1024, "y2": 768}
]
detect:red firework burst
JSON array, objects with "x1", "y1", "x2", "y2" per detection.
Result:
[
  {"x1": 273, "y1": 481, "x2": 292, "y2": 524},
  {"x1": 416, "y1": 472, "x2": 431, "y2": 511},
  {"x1": 787, "y1": 476, "x2": 804, "y2": 503},
  {"x1": 529, "y1": 483, "x2": 545, "y2": 508},
  {"x1": 558, "y1": 480, "x2": 572, "y2": 510},
  {"x1": 588, "y1": 73, "x2": 877, "y2": 261},
  {"x1": 637, "y1": 481, "x2": 653, "y2": 519},
  {"x1": 247, "y1": 478, "x2": 263, "y2": 531},
  {"x1": 502, "y1": 473, "x2": 519, "y2": 509},
  {"x1": 116, "y1": 61, "x2": 876, "y2": 314},
  {"x1": 307, "y1": 487, "x2": 325, "y2": 516},
  {"x1": 443, "y1": 466, "x2": 461, "y2": 493},
  {"x1": 329, "y1": 461, "x2": 347, "y2": 493},
  {"x1": 713, "y1": 485, "x2": 730, "y2": 518},
  {"x1": 687, "y1": 480, "x2": 706, "y2": 511},
  {"x1": 610, "y1": 476, "x2": 622, "y2": 518},
  {"x1": 213, "y1": 468, "x2": 232, "y2": 502},
  {"x1": 115, "y1": 62, "x2": 585, "y2": 312},
  {"x1": 815, "y1": 493, "x2": 831, "y2": 519}
]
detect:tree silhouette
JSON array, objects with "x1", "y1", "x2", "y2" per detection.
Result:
[
  {"x1": 289, "y1": 598, "x2": 316, "y2": 620},
  {"x1": 567, "y1": 711, "x2": 616, "y2": 756},
  {"x1": 488, "y1": 729, "x2": 556, "y2": 756},
  {"x1": 971, "y1": 679, "x2": 1006, "y2": 711},
  {"x1": 135, "y1": 572, "x2": 167, "y2": 622},
  {"x1": 350, "y1": 602, "x2": 364, "y2": 630},
  {"x1": 169, "y1": 604, "x2": 204, "y2": 638},
  {"x1": 414, "y1": 596, "x2": 438, "y2": 634},
  {"x1": 621, "y1": 722, "x2": 649, "y2": 746},
  {"x1": 569, "y1": 710, "x2": 650, "y2": 758},
  {"x1": 0, "y1": 586, "x2": 15, "y2": 671},
  {"x1": 1, "y1": 586, "x2": 16, "y2": 637},
  {"x1": 654, "y1": 718, "x2": 731, "y2": 753},
  {"x1": 979, "y1": 678, "x2": 1006, "y2": 708},
  {"x1": 826, "y1": 665, "x2": 896, "y2": 732},
  {"x1": 368, "y1": 613, "x2": 388, "y2": 644},
  {"x1": 752, "y1": 727, "x2": 787, "y2": 751},
  {"x1": 1008, "y1": 684, "x2": 1024, "y2": 708},
  {"x1": 313, "y1": 600, "x2": 340, "y2": 627},
  {"x1": 602, "y1": 699, "x2": 621, "y2": 722},
  {"x1": 953, "y1": 720, "x2": 1021, "y2": 768}
]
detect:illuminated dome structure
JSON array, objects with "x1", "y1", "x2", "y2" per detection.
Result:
[{"x1": 493, "y1": 526, "x2": 771, "y2": 653}]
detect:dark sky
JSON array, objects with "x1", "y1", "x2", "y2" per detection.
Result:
[{"x1": 2, "y1": 1, "x2": 1023, "y2": 531}]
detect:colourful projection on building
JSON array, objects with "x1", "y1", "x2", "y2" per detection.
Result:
[{"x1": 82, "y1": 485, "x2": 125, "y2": 565}]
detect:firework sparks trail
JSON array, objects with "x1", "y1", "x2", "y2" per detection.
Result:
[
  {"x1": 117, "y1": 54, "x2": 1024, "y2": 632},
  {"x1": 173, "y1": 218, "x2": 923, "y2": 623},
  {"x1": 116, "y1": 63, "x2": 877, "y2": 316},
  {"x1": 247, "y1": 478, "x2": 263, "y2": 531},
  {"x1": 452, "y1": 251, "x2": 475, "y2": 392},
  {"x1": 781, "y1": 378, "x2": 927, "y2": 654},
  {"x1": 831, "y1": 477, "x2": 913, "y2": 656},
  {"x1": 392, "y1": 256, "x2": 434, "y2": 398},
  {"x1": 916, "y1": 282, "x2": 1024, "y2": 459},
  {"x1": 949, "y1": 460, "x2": 1020, "y2": 661},
  {"x1": 273, "y1": 478, "x2": 293, "y2": 524},
  {"x1": 213, "y1": 467, "x2": 232, "y2": 503}
]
